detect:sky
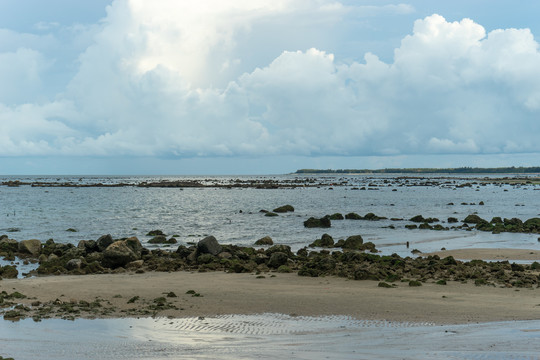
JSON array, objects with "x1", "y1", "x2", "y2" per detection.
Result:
[{"x1": 1, "y1": 0, "x2": 540, "y2": 175}]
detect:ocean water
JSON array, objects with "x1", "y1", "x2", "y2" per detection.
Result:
[
  {"x1": 1, "y1": 174, "x2": 539, "y2": 257},
  {"x1": 1, "y1": 315, "x2": 539, "y2": 359}
]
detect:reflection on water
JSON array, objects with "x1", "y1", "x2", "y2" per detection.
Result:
[{"x1": 0, "y1": 314, "x2": 539, "y2": 359}]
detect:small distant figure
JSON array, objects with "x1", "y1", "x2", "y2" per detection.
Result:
[{"x1": 406, "y1": 241, "x2": 410, "y2": 248}]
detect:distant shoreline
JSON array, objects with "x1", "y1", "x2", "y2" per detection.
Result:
[{"x1": 295, "y1": 166, "x2": 540, "y2": 174}]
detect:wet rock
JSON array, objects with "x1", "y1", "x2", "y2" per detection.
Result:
[
  {"x1": 197, "y1": 236, "x2": 222, "y2": 256},
  {"x1": 410, "y1": 215, "x2": 439, "y2": 223},
  {"x1": 77, "y1": 240, "x2": 98, "y2": 253},
  {"x1": 147, "y1": 230, "x2": 165, "y2": 236},
  {"x1": 18, "y1": 239, "x2": 42, "y2": 257},
  {"x1": 265, "y1": 212, "x2": 279, "y2": 217},
  {"x1": 148, "y1": 235, "x2": 177, "y2": 244},
  {"x1": 175, "y1": 245, "x2": 192, "y2": 258},
  {"x1": 273, "y1": 205, "x2": 294, "y2": 213},
  {"x1": 341, "y1": 235, "x2": 363, "y2": 250},
  {"x1": 102, "y1": 238, "x2": 142, "y2": 268},
  {"x1": 345, "y1": 212, "x2": 362, "y2": 220},
  {"x1": 304, "y1": 217, "x2": 331, "y2": 228},
  {"x1": 463, "y1": 214, "x2": 487, "y2": 224},
  {"x1": 254, "y1": 236, "x2": 274, "y2": 246},
  {"x1": 96, "y1": 234, "x2": 114, "y2": 252},
  {"x1": 268, "y1": 252, "x2": 288, "y2": 268},
  {"x1": 309, "y1": 233, "x2": 334, "y2": 248},
  {"x1": 0, "y1": 238, "x2": 18, "y2": 253},
  {"x1": 447, "y1": 217, "x2": 458, "y2": 223},
  {"x1": 0, "y1": 265, "x2": 18, "y2": 278},
  {"x1": 266, "y1": 244, "x2": 293, "y2": 257},
  {"x1": 327, "y1": 213, "x2": 344, "y2": 220},
  {"x1": 65, "y1": 258, "x2": 83, "y2": 271}
]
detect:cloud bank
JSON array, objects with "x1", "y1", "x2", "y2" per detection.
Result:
[{"x1": 1, "y1": 1, "x2": 540, "y2": 161}]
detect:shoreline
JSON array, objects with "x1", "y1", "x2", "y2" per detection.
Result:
[
  {"x1": 2, "y1": 271, "x2": 539, "y2": 325},
  {"x1": 422, "y1": 248, "x2": 540, "y2": 261}
]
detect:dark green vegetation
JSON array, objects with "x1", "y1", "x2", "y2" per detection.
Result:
[{"x1": 296, "y1": 167, "x2": 540, "y2": 174}]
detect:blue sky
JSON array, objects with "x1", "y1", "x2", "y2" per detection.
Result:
[{"x1": 1, "y1": 0, "x2": 540, "y2": 175}]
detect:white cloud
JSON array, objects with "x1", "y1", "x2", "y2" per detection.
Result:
[{"x1": 1, "y1": 4, "x2": 540, "y2": 161}]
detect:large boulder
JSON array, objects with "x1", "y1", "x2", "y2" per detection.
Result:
[
  {"x1": 342, "y1": 235, "x2": 364, "y2": 250},
  {"x1": 96, "y1": 234, "x2": 114, "y2": 252},
  {"x1": 102, "y1": 237, "x2": 142, "y2": 268},
  {"x1": 267, "y1": 252, "x2": 288, "y2": 268},
  {"x1": 197, "y1": 236, "x2": 222, "y2": 255},
  {"x1": 18, "y1": 239, "x2": 42, "y2": 256}
]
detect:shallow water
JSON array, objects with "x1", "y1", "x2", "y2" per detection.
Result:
[
  {"x1": 1, "y1": 174, "x2": 539, "y2": 258},
  {"x1": 1, "y1": 314, "x2": 539, "y2": 359}
]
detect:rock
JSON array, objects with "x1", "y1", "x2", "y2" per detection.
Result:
[
  {"x1": 176, "y1": 245, "x2": 191, "y2": 258},
  {"x1": 96, "y1": 234, "x2": 114, "y2": 252},
  {"x1": 342, "y1": 235, "x2": 364, "y2": 249},
  {"x1": 126, "y1": 260, "x2": 144, "y2": 269},
  {"x1": 148, "y1": 235, "x2": 177, "y2": 244},
  {"x1": 463, "y1": 214, "x2": 487, "y2": 224},
  {"x1": 0, "y1": 265, "x2": 18, "y2": 278},
  {"x1": 18, "y1": 239, "x2": 42, "y2": 256},
  {"x1": 327, "y1": 213, "x2": 344, "y2": 220},
  {"x1": 66, "y1": 258, "x2": 83, "y2": 271},
  {"x1": 102, "y1": 238, "x2": 142, "y2": 268},
  {"x1": 309, "y1": 233, "x2": 334, "y2": 248},
  {"x1": 268, "y1": 252, "x2": 288, "y2": 268},
  {"x1": 0, "y1": 238, "x2": 18, "y2": 252},
  {"x1": 147, "y1": 230, "x2": 165, "y2": 236},
  {"x1": 266, "y1": 244, "x2": 293, "y2": 257},
  {"x1": 304, "y1": 217, "x2": 331, "y2": 228},
  {"x1": 265, "y1": 212, "x2": 279, "y2": 217},
  {"x1": 447, "y1": 217, "x2": 458, "y2": 223},
  {"x1": 125, "y1": 237, "x2": 143, "y2": 256},
  {"x1": 77, "y1": 240, "x2": 98, "y2": 253},
  {"x1": 273, "y1": 205, "x2": 294, "y2": 213},
  {"x1": 345, "y1": 212, "x2": 362, "y2": 220},
  {"x1": 254, "y1": 236, "x2": 274, "y2": 246},
  {"x1": 197, "y1": 236, "x2": 222, "y2": 256}
]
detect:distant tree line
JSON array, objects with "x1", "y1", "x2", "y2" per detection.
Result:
[{"x1": 295, "y1": 167, "x2": 540, "y2": 174}]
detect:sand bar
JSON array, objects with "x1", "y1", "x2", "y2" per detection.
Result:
[
  {"x1": 2, "y1": 271, "x2": 539, "y2": 325},
  {"x1": 422, "y1": 248, "x2": 540, "y2": 261}
]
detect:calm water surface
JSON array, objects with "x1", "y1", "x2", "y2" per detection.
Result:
[{"x1": 1, "y1": 174, "x2": 539, "y2": 257}]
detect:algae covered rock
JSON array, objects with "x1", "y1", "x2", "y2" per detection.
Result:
[
  {"x1": 18, "y1": 239, "x2": 42, "y2": 257},
  {"x1": 304, "y1": 217, "x2": 331, "y2": 228},
  {"x1": 254, "y1": 236, "x2": 274, "y2": 246},
  {"x1": 342, "y1": 235, "x2": 364, "y2": 250},
  {"x1": 102, "y1": 237, "x2": 143, "y2": 268},
  {"x1": 273, "y1": 205, "x2": 294, "y2": 213}
]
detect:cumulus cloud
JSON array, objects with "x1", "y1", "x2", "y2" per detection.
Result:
[{"x1": 1, "y1": 2, "x2": 540, "y2": 160}]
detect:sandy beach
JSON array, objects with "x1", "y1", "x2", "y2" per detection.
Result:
[{"x1": 2, "y1": 271, "x2": 539, "y2": 325}]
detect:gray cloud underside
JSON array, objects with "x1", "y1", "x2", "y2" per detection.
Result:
[{"x1": 1, "y1": 1, "x2": 539, "y2": 159}]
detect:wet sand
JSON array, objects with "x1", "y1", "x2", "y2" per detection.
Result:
[
  {"x1": 2, "y1": 271, "x2": 539, "y2": 324},
  {"x1": 422, "y1": 248, "x2": 540, "y2": 261}
]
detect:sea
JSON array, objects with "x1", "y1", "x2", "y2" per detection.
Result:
[
  {"x1": 1, "y1": 174, "x2": 539, "y2": 258},
  {"x1": 2, "y1": 173, "x2": 540, "y2": 359}
]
